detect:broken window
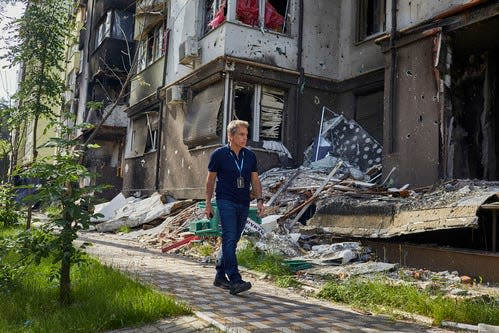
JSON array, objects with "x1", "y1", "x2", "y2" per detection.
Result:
[
  {"x1": 137, "y1": 20, "x2": 168, "y2": 72},
  {"x1": 236, "y1": 0, "x2": 287, "y2": 32},
  {"x1": 232, "y1": 82, "x2": 284, "y2": 142},
  {"x1": 112, "y1": 10, "x2": 134, "y2": 41},
  {"x1": 450, "y1": 50, "x2": 498, "y2": 180},
  {"x1": 357, "y1": 0, "x2": 386, "y2": 41},
  {"x1": 206, "y1": 0, "x2": 289, "y2": 34},
  {"x1": 233, "y1": 82, "x2": 255, "y2": 140},
  {"x1": 260, "y1": 86, "x2": 284, "y2": 140},
  {"x1": 95, "y1": 11, "x2": 112, "y2": 48},
  {"x1": 126, "y1": 107, "x2": 160, "y2": 157},
  {"x1": 144, "y1": 112, "x2": 159, "y2": 153},
  {"x1": 204, "y1": 0, "x2": 225, "y2": 34}
]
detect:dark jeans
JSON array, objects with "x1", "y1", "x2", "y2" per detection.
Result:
[{"x1": 215, "y1": 199, "x2": 248, "y2": 284}]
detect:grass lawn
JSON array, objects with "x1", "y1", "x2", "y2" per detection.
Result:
[
  {"x1": 317, "y1": 277, "x2": 499, "y2": 326},
  {"x1": 0, "y1": 227, "x2": 191, "y2": 333}
]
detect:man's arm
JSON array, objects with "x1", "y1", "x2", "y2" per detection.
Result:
[
  {"x1": 250, "y1": 171, "x2": 265, "y2": 216},
  {"x1": 205, "y1": 171, "x2": 217, "y2": 218}
]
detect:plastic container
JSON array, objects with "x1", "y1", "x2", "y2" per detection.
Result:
[{"x1": 190, "y1": 201, "x2": 262, "y2": 237}]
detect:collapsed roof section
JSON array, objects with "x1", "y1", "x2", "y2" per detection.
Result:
[{"x1": 308, "y1": 184, "x2": 499, "y2": 238}]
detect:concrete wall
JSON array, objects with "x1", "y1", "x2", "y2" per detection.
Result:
[
  {"x1": 122, "y1": 150, "x2": 157, "y2": 196},
  {"x1": 383, "y1": 35, "x2": 440, "y2": 187},
  {"x1": 300, "y1": 1, "x2": 385, "y2": 81},
  {"x1": 159, "y1": 102, "x2": 209, "y2": 199},
  {"x1": 223, "y1": 22, "x2": 298, "y2": 68},
  {"x1": 337, "y1": 1, "x2": 384, "y2": 80},
  {"x1": 301, "y1": 1, "x2": 340, "y2": 79}
]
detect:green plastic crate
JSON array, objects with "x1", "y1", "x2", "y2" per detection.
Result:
[
  {"x1": 191, "y1": 201, "x2": 262, "y2": 237},
  {"x1": 197, "y1": 201, "x2": 262, "y2": 224}
]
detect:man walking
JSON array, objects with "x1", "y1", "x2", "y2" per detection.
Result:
[{"x1": 205, "y1": 120, "x2": 265, "y2": 295}]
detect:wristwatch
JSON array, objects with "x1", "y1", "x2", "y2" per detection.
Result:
[{"x1": 257, "y1": 197, "x2": 264, "y2": 203}]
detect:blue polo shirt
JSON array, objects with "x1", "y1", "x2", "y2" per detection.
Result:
[{"x1": 208, "y1": 145, "x2": 258, "y2": 206}]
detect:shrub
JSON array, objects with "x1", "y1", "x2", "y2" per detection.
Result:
[{"x1": 0, "y1": 183, "x2": 22, "y2": 227}]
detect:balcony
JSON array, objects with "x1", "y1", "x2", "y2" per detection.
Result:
[
  {"x1": 90, "y1": 9, "x2": 135, "y2": 79},
  {"x1": 197, "y1": 0, "x2": 298, "y2": 70}
]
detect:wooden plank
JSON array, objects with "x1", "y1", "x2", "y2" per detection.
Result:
[{"x1": 266, "y1": 169, "x2": 301, "y2": 206}]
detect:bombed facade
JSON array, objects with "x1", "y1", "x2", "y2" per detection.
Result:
[
  {"x1": 115, "y1": 1, "x2": 499, "y2": 265},
  {"x1": 379, "y1": 0, "x2": 499, "y2": 188},
  {"x1": 122, "y1": 0, "x2": 389, "y2": 199}
]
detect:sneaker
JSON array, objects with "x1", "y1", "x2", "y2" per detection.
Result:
[
  {"x1": 213, "y1": 276, "x2": 230, "y2": 290},
  {"x1": 229, "y1": 280, "x2": 252, "y2": 295}
]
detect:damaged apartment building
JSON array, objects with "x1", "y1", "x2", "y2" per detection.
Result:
[{"x1": 121, "y1": 0, "x2": 498, "y2": 199}]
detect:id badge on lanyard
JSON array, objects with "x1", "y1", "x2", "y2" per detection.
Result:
[
  {"x1": 231, "y1": 147, "x2": 245, "y2": 189},
  {"x1": 237, "y1": 176, "x2": 245, "y2": 188}
]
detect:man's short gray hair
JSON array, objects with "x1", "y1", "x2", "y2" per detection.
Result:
[{"x1": 227, "y1": 119, "x2": 249, "y2": 136}]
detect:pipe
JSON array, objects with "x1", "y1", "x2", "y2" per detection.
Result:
[
  {"x1": 155, "y1": 25, "x2": 169, "y2": 191},
  {"x1": 294, "y1": 0, "x2": 304, "y2": 165},
  {"x1": 388, "y1": 0, "x2": 397, "y2": 153}
]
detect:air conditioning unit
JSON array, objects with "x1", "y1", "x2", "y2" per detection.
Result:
[
  {"x1": 165, "y1": 85, "x2": 185, "y2": 105},
  {"x1": 179, "y1": 36, "x2": 199, "y2": 65}
]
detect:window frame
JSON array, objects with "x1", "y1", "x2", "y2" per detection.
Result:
[
  {"x1": 125, "y1": 108, "x2": 160, "y2": 158},
  {"x1": 230, "y1": 80, "x2": 285, "y2": 143},
  {"x1": 137, "y1": 20, "x2": 168, "y2": 72},
  {"x1": 356, "y1": 0, "x2": 386, "y2": 42},
  {"x1": 204, "y1": 0, "x2": 290, "y2": 35}
]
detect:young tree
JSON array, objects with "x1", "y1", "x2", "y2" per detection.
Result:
[
  {"x1": 18, "y1": 131, "x2": 104, "y2": 304},
  {"x1": 2, "y1": 0, "x2": 149, "y2": 304}
]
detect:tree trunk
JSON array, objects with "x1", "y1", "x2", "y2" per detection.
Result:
[
  {"x1": 59, "y1": 221, "x2": 72, "y2": 305},
  {"x1": 59, "y1": 253, "x2": 71, "y2": 305}
]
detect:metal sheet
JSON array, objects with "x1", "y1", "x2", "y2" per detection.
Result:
[{"x1": 183, "y1": 81, "x2": 224, "y2": 147}]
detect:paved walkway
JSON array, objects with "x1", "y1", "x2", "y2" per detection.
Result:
[{"x1": 79, "y1": 232, "x2": 458, "y2": 333}]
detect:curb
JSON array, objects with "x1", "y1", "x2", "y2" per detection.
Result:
[{"x1": 194, "y1": 311, "x2": 227, "y2": 332}]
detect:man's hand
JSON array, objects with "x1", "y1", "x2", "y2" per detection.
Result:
[
  {"x1": 205, "y1": 171, "x2": 217, "y2": 219},
  {"x1": 257, "y1": 199, "x2": 265, "y2": 217},
  {"x1": 205, "y1": 202, "x2": 214, "y2": 219}
]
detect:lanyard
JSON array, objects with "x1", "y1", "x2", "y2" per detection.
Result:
[{"x1": 228, "y1": 145, "x2": 244, "y2": 177}]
